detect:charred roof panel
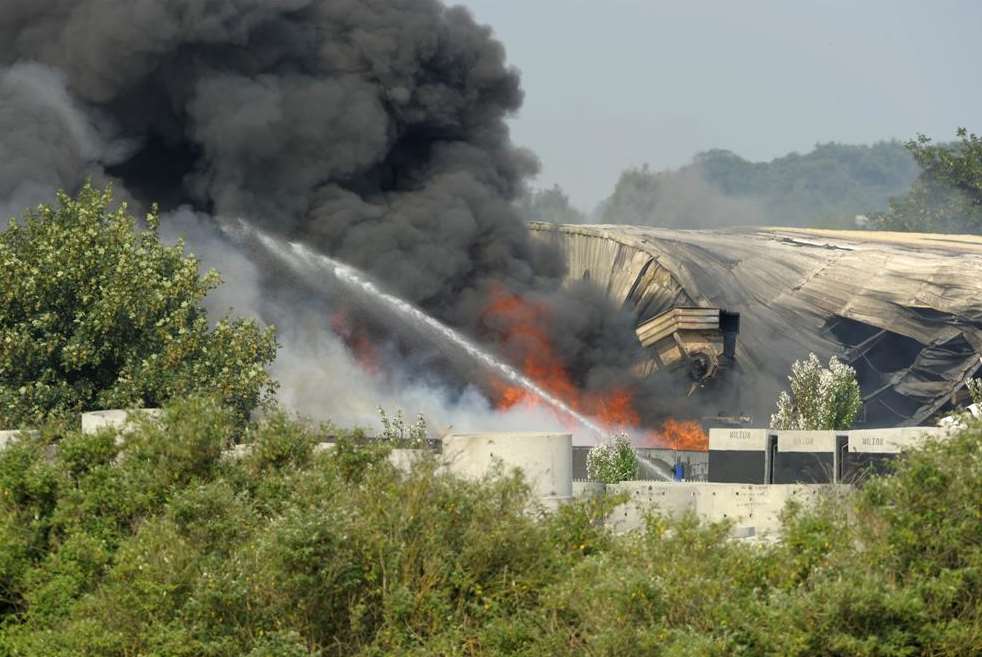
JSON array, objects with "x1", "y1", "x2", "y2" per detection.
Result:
[{"x1": 530, "y1": 222, "x2": 982, "y2": 427}]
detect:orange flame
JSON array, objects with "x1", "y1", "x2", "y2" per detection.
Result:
[
  {"x1": 481, "y1": 285, "x2": 640, "y2": 426},
  {"x1": 648, "y1": 418, "x2": 709, "y2": 452},
  {"x1": 330, "y1": 311, "x2": 381, "y2": 375},
  {"x1": 331, "y1": 285, "x2": 711, "y2": 452}
]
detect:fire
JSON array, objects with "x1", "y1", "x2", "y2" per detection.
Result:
[
  {"x1": 649, "y1": 418, "x2": 709, "y2": 452},
  {"x1": 329, "y1": 284, "x2": 710, "y2": 453},
  {"x1": 481, "y1": 284, "x2": 639, "y2": 426},
  {"x1": 481, "y1": 283, "x2": 574, "y2": 409},
  {"x1": 330, "y1": 311, "x2": 381, "y2": 374}
]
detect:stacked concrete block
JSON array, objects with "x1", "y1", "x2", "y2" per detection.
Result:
[
  {"x1": 604, "y1": 481, "x2": 832, "y2": 539},
  {"x1": 708, "y1": 428, "x2": 769, "y2": 483},
  {"x1": 772, "y1": 430, "x2": 841, "y2": 484},
  {"x1": 81, "y1": 409, "x2": 162, "y2": 435},
  {"x1": 387, "y1": 448, "x2": 430, "y2": 473},
  {"x1": 0, "y1": 430, "x2": 38, "y2": 450},
  {"x1": 700, "y1": 484, "x2": 830, "y2": 537},
  {"x1": 443, "y1": 432, "x2": 573, "y2": 505},
  {"x1": 572, "y1": 481, "x2": 606, "y2": 499},
  {"x1": 223, "y1": 440, "x2": 338, "y2": 461},
  {"x1": 843, "y1": 426, "x2": 947, "y2": 481},
  {"x1": 759, "y1": 485, "x2": 832, "y2": 536},
  {"x1": 707, "y1": 425, "x2": 949, "y2": 485},
  {"x1": 605, "y1": 481, "x2": 698, "y2": 533}
]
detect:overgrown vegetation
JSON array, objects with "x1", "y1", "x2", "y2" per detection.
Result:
[
  {"x1": 967, "y1": 378, "x2": 982, "y2": 406},
  {"x1": 771, "y1": 353, "x2": 862, "y2": 430},
  {"x1": 0, "y1": 185, "x2": 278, "y2": 428},
  {"x1": 377, "y1": 407, "x2": 429, "y2": 449},
  {"x1": 586, "y1": 434, "x2": 639, "y2": 484},
  {"x1": 0, "y1": 397, "x2": 977, "y2": 656}
]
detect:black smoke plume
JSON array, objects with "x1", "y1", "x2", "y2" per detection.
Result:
[{"x1": 0, "y1": 0, "x2": 661, "y2": 435}]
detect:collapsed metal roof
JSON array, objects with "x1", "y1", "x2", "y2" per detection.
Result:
[{"x1": 529, "y1": 222, "x2": 982, "y2": 427}]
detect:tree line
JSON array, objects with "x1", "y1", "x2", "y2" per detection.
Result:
[{"x1": 522, "y1": 129, "x2": 982, "y2": 234}]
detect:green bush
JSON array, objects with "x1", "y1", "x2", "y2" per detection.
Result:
[
  {"x1": 0, "y1": 184, "x2": 278, "y2": 428},
  {"x1": 771, "y1": 353, "x2": 862, "y2": 430},
  {"x1": 377, "y1": 407, "x2": 428, "y2": 449},
  {"x1": 0, "y1": 399, "x2": 978, "y2": 656},
  {"x1": 586, "y1": 434, "x2": 639, "y2": 483}
]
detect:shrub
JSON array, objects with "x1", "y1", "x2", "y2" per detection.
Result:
[
  {"x1": 0, "y1": 184, "x2": 278, "y2": 428},
  {"x1": 0, "y1": 400, "x2": 978, "y2": 656},
  {"x1": 586, "y1": 434, "x2": 639, "y2": 483},
  {"x1": 966, "y1": 378, "x2": 982, "y2": 406},
  {"x1": 377, "y1": 407, "x2": 428, "y2": 449},
  {"x1": 771, "y1": 353, "x2": 862, "y2": 430}
]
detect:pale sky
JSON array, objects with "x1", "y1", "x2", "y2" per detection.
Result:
[{"x1": 456, "y1": 0, "x2": 982, "y2": 211}]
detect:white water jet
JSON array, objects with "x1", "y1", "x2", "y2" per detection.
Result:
[
  {"x1": 243, "y1": 226, "x2": 606, "y2": 437},
  {"x1": 636, "y1": 453, "x2": 674, "y2": 482}
]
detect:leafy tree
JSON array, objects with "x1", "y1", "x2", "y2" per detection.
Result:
[
  {"x1": 874, "y1": 128, "x2": 982, "y2": 233},
  {"x1": 586, "y1": 433, "x2": 639, "y2": 483},
  {"x1": 518, "y1": 184, "x2": 587, "y2": 224},
  {"x1": 0, "y1": 184, "x2": 278, "y2": 427},
  {"x1": 600, "y1": 164, "x2": 663, "y2": 226},
  {"x1": 771, "y1": 353, "x2": 862, "y2": 430}
]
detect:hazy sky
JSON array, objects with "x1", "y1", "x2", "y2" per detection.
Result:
[{"x1": 456, "y1": 0, "x2": 982, "y2": 210}]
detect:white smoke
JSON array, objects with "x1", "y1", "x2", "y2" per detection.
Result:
[{"x1": 160, "y1": 211, "x2": 588, "y2": 443}]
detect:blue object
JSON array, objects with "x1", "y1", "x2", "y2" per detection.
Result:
[{"x1": 673, "y1": 462, "x2": 685, "y2": 481}]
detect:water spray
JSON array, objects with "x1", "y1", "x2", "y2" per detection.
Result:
[{"x1": 235, "y1": 224, "x2": 606, "y2": 437}]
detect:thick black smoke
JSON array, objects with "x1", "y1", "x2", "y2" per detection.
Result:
[
  {"x1": 0, "y1": 0, "x2": 661, "y2": 432},
  {"x1": 2, "y1": 0, "x2": 560, "y2": 304}
]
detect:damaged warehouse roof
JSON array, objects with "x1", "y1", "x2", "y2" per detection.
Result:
[{"x1": 529, "y1": 222, "x2": 982, "y2": 427}]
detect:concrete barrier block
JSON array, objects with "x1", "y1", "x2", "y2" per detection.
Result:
[
  {"x1": 0, "y1": 430, "x2": 38, "y2": 449},
  {"x1": 536, "y1": 496, "x2": 574, "y2": 513},
  {"x1": 606, "y1": 483, "x2": 737, "y2": 534},
  {"x1": 610, "y1": 481, "x2": 699, "y2": 514},
  {"x1": 388, "y1": 448, "x2": 430, "y2": 473},
  {"x1": 605, "y1": 482, "x2": 700, "y2": 533},
  {"x1": 224, "y1": 441, "x2": 338, "y2": 461},
  {"x1": 730, "y1": 526, "x2": 757, "y2": 539},
  {"x1": 695, "y1": 484, "x2": 758, "y2": 525},
  {"x1": 604, "y1": 482, "x2": 835, "y2": 538},
  {"x1": 847, "y1": 427, "x2": 946, "y2": 454},
  {"x1": 775, "y1": 431, "x2": 837, "y2": 453},
  {"x1": 708, "y1": 429, "x2": 770, "y2": 483},
  {"x1": 708, "y1": 428, "x2": 768, "y2": 451},
  {"x1": 772, "y1": 431, "x2": 840, "y2": 483},
  {"x1": 572, "y1": 481, "x2": 606, "y2": 498},
  {"x1": 443, "y1": 432, "x2": 573, "y2": 499},
  {"x1": 751, "y1": 485, "x2": 807, "y2": 526},
  {"x1": 81, "y1": 409, "x2": 162, "y2": 435}
]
